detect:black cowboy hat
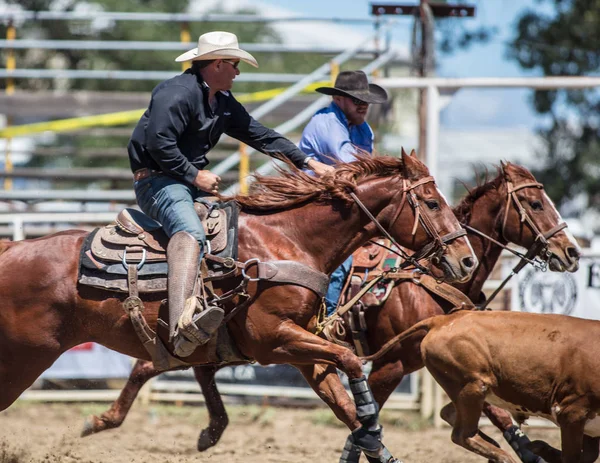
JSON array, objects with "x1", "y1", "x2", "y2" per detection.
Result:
[{"x1": 315, "y1": 70, "x2": 388, "y2": 104}]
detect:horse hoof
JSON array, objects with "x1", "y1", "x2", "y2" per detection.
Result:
[
  {"x1": 197, "y1": 429, "x2": 216, "y2": 452},
  {"x1": 80, "y1": 415, "x2": 98, "y2": 437}
]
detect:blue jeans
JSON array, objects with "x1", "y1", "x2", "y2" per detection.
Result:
[
  {"x1": 134, "y1": 174, "x2": 207, "y2": 253},
  {"x1": 325, "y1": 255, "x2": 353, "y2": 316}
]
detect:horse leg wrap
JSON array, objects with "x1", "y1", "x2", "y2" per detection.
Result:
[
  {"x1": 339, "y1": 434, "x2": 361, "y2": 463},
  {"x1": 349, "y1": 376, "x2": 379, "y2": 430},
  {"x1": 349, "y1": 376, "x2": 398, "y2": 459},
  {"x1": 503, "y1": 425, "x2": 547, "y2": 463}
]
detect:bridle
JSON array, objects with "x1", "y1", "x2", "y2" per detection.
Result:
[
  {"x1": 501, "y1": 178, "x2": 567, "y2": 254},
  {"x1": 350, "y1": 175, "x2": 467, "y2": 272},
  {"x1": 463, "y1": 170, "x2": 568, "y2": 309}
]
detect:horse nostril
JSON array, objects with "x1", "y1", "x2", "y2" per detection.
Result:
[
  {"x1": 567, "y1": 246, "x2": 581, "y2": 260},
  {"x1": 462, "y1": 257, "x2": 475, "y2": 269}
]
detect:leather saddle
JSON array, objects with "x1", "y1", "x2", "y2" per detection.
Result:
[
  {"x1": 91, "y1": 201, "x2": 227, "y2": 264},
  {"x1": 79, "y1": 198, "x2": 240, "y2": 294},
  {"x1": 325, "y1": 240, "x2": 400, "y2": 356}
]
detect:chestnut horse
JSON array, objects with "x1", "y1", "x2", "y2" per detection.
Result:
[
  {"x1": 82, "y1": 162, "x2": 579, "y2": 463},
  {"x1": 0, "y1": 152, "x2": 475, "y2": 462}
]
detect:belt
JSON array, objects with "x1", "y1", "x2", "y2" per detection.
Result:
[{"x1": 133, "y1": 168, "x2": 161, "y2": 182}]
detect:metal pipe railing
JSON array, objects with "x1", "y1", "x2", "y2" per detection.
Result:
[
  {"x1": 373, "y1": 76, "x2": 600, "y2": 89},
  {"x1": 0, "y1": 10, "x2": 386, "y2": 24},
  {"x1": 0, "y1": 39, "x2": 383, "y2": 55},
  {"x1": 223, "y1": 48, "x2": 400, "y2": 195},
  {"x1": 211, "y1": 21, "x2": 396, "y2": 178},
  {"x1": 0, "y1": 69, "x2": 307, "y2": 82}
]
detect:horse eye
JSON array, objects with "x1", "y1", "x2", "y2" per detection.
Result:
[
  {"x1": 530, "y1": 200, "x2": 543, "y2": 211},
  {"x1": 425, "y1": 200, "x2": 440, "y2": 210}
]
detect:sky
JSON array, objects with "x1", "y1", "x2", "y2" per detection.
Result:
[{"x1": 239, "y1": 0, "x2": 548, "y2": 130}]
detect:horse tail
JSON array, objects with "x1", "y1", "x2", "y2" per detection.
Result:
[{"x1": 360, "y1": 317, "x2": 438, "y2": 363}]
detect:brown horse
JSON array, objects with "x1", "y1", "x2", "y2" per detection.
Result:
[
  {"x1": 81, "y1": 162, "x2": 579, "y2": 463},
  {"x1": 0, "y1": 152, "x2": 475, "y2": 462}
]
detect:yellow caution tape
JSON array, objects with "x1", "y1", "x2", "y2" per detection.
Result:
[
  {"x1": 0, "y1": 81, "x2": 330, "y2": 138},
  {"x1": 0, "y1": 109, "x2": 145, "y2": 138}
]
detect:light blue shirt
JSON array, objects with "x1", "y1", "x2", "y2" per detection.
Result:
[{"x1": 299, "y1": 102, "x2": 374, "y2": 165}]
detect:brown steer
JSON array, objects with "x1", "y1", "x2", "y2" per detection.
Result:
[{"x1": 380, "y1": 310, "x2": 600, "y2": 463}]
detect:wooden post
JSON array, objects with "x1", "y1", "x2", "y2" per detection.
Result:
[
  {"x1": 330, "y1": 60, "x2": 340, "y2": 85},
  {"x1": 239, "y1": 143, "x2": 249, "y2": 194},
  {"x1": 370, "y1": 3, "x2": 476, "y2": 162},
  {"x1": 180, "y1": 22, "x2": 191, "y2": 72},
  {"x1": 5, "y1": 20, "x2": 16, "y2": 191},
  {"x1": 417, "y1": 0, "x2": 434, "y2": 162}
]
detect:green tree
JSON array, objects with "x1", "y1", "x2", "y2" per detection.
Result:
[
  {"x1": 508, "y1": 0, "x2": 600, "y2": 214},
  {"x1": 0, "y1": 0, "x2": 330, "y2": 184}
]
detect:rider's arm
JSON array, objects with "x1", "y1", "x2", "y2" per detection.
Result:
[{"x1": 225, "y1": 95, "x2": 308, "y2": 168}]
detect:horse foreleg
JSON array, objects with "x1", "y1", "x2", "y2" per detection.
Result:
[
  {"x1": 81, "y1": 359, "x2": 160, "y2": 437},
  {"x1": 295, "y1": 363, "x2": 357, "y2": 429},
  {"x1": 193, "y1": 365, "x2": 228, "y2": 452},
  {"x1": 483, "y1": 403, "x2": 547, "y2": 463},
  {"x1": 295, "y1": 363, "x2": 399, "y2": 463},
  {"x1": 334, "y1": 359, "x2": 407, "y2": 463},
  {"x1": 258, "y1": 324, "x2": 401, "y2": 462}
]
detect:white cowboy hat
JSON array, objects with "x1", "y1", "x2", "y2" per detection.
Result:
[{"x1": 175, "y1": 31, "x2": 259, "y2": 68}]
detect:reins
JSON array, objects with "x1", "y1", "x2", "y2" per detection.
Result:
[
  {"x1": 341, "y1": 171, "x2": 571, "y2": 364},
  {"x1": 349, "y1": 175, "x2": 467, "y2": 272},
  {"x1": 315, "y1": 175, "x2": 468, "y2": 335},
  {"x1": 464, "y1": 175, "x2": 567, "y2": 310}
]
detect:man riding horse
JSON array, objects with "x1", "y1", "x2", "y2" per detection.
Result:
[
  {"x1": 299, "y1": 69, "x2": 389, "y2": 317},
  {"x1": 127, "y1": 30, "x2": 332, "y2": 358}
]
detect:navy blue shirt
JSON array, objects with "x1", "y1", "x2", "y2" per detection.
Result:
[{"x1": 128, "y1": 69, "x2": 307, "y2": 185}]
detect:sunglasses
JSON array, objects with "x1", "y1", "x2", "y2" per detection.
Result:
[
  {"x1": 222, "y1": 59, "x2": 240, "y2": 70},
  {"x1": 349, "y1": 96, "x2": 369, "y2": 106}
]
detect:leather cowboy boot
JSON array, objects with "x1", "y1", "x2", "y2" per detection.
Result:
[{"x1": 167, "y1": 231, "x2": 224, "y2": 357}]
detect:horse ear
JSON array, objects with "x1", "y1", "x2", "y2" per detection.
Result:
[
  {"x1": 409, "y1": 149, "x2": 417, "y2": 157},
  {"x1": 401, "y1": 149, "x2": 419, "y2": 179},
  {"x1": 500, "y1": 160, "x2": 512, "y2": 181}
]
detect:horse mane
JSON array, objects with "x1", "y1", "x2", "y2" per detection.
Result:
[
  {"x1": 228, "y1": 154, "x2": 404, "y2": 212},
  {"x1": 453, "y1": 167, "x2": 503, "y2": 223}
]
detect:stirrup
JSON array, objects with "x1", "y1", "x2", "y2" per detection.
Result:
[{"x1": 174, "y1": 304, "x2": 225, "y2": 357}]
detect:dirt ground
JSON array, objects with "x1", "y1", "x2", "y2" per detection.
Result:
[{"x1": 0, "y1": 401, "x2": 561, "y2": 463}]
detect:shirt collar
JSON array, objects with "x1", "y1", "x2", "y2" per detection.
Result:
[{"x1": 331, "y1": 101, "x2": 350, "y2": 127}]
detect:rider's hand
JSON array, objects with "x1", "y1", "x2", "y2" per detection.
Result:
[
  {"x1": 193, "y1": 170, "x2": 221, "y2": 195},
  {"x1": 307, "y1": 159, "x2": 335, "y2": 177}
]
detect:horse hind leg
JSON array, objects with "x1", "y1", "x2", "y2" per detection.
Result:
[
  {"x1": 193, "y1": 365, "x2": 228, "y2": 452},
  {"x1": 81, "y1": 359, "x2": 161, "y2": 437}
]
